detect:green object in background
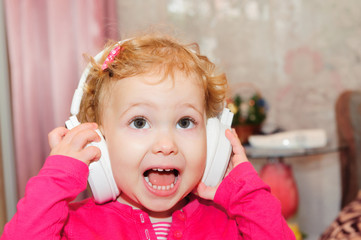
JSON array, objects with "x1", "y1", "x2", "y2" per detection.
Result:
[{"x1": 228, "y1": 93, "x2": 267, "y2": 127}]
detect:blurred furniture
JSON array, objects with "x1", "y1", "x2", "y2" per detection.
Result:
[
  {"x1": 320, "y1": 90, "x2": 361, "y2": 239},
  {"x1": 245, "y1": 144, "x2": 340, "y2": 160},
  {"x1": 245, "y1": 144, "x2": 341, "y2": 222},
  {"x1": 335, "y1": 90, "x2": 361, "y2": 208},
  {"x1": 320, "y1": 191, "x2": 361, "y2": 240}
]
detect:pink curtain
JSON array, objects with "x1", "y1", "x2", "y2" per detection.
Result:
[{"x1": 4, "y1": 0, "x2": 118, "y2": 199}]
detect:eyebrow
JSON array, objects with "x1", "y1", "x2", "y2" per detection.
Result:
[
  {"x1": 119, "y1": 102, "x2": 155, "y2": 117},
  {"x1": 179, "y1": 103, "x2": 204, "y2": 117},
  {"x1": 120, "y1": 102, "x2": 204, "y2": 118}
]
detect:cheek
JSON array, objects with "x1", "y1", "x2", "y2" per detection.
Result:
[
  {"x1": 105, "y1": 128, "x2": 149, "y2": 156},
  {"x1": 184, "y1": 136, "x2": 207, "y2": 173},
  {"x1": 197, "y1": 149, "x2": 207, "y2": 174},
  {"x1": 106, "y1": 134, "x2": 141, "y2": 173},
  {"x1": 106, "y1": 131, "x2": 153, "y2": 174}
]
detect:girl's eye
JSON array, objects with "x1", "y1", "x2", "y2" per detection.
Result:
[
  {"x1": 177, "y1": 117, "x2": 195, "y2": 129},
  {"x1": 130, "y1": 117, "x2": 150, "y2": 129}
]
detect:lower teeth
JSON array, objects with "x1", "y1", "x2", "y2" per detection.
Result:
[{"x1": 144, "y1": 176, "x2": 178, "y2": 190}]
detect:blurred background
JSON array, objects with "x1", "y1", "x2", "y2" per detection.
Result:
[{"x1": 1, "y1": 0, "x2": 360, "y2": 239}]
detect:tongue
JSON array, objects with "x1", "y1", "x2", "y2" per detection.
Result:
[{"x1": 148, "y1": 170, "x2": 176, "y2": 186}]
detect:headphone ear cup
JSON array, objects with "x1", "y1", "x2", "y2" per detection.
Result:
[
  {"x1": 87, "y1": 131, "x2": 120, "y2": 204},
  {"x1": 202, "y1": 108, "x2": 234, "y2": 187},
  {"x1": 202, "y1": 118, "x2": 220, "y2": 185},
  {"x1": 65, "y1": 116, "x2": 119, "y2": 204},
  {"x1": 204, "y1": 124, "x2": 232, "y2": 187}
]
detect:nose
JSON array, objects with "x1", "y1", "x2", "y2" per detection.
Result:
[{"x1": 152, "y1": 130, "x2": 178, "y2": 156}]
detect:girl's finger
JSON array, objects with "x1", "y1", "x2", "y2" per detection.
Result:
[
  {"x1": 77, "y1": 146, "x2": 102, "y2": 165},
  {"x1": 62, "y1": 122, "x2": 98, "y2": 144},
  {"x1": 70, "y1": 129, "x2": 101, "y2": 151},
  {"x1": 225, "y1": 129, "x2": 244, "y2": 155},
  {"x1": 225, "y1": 129, "x2": 248, "y2": 166},
  {"x1": 48, "y1": 127, "x2": 69, "y2": 149}
]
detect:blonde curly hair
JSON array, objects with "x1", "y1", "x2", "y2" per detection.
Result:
[{"x1": 77, "y1": 34, "x2": 228, "y2": 125}]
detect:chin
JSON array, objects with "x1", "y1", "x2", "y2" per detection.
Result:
[
  {"x1": 144, "y1": 199, "x2": 177, "y2": 212},
  {"x1": 142, "y1": 194, "x2": 188, "y2": 215}
]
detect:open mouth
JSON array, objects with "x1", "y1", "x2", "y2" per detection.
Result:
[{"x1": 143, "y1": 168, "x2": 179, "y2": 191}]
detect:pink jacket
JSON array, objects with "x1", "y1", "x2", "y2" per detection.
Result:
[{"x1": 1, "y1": 155, "x2": 295, "y2": 239}]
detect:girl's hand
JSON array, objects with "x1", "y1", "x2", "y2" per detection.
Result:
[
  {"x1": 194, "y1": 128, "x2": 249, "y2": 200},
  {"x1": 48, "y1": 123, "x2": 101, "y2": 165}
]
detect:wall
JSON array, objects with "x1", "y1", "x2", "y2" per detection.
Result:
[{"x1": 116, "y1": 1, "x2": 361, "y2": 239}]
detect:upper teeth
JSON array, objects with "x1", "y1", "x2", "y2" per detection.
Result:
[{"x1": 153, "y1": 168, "x2": 172, "y2": 172}]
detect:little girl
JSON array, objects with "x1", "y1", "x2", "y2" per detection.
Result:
[{"x1": 1, "y1": 33, "x2": 295, "y2": 239}]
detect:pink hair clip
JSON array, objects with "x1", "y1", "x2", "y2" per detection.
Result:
[{"x1": 101, "y1": 45, "x2": 123, "y2": 70}]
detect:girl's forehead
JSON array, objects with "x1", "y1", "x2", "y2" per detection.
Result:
[
  {"x1": 114, "y1": 69, "x2": 204, "y2": 90},
  {"x1": 100, "y1": 69, "x2": 207, "y2": 115},
  {"x1": 103, "y1": 71, "x2": 206, "y2": 114}
]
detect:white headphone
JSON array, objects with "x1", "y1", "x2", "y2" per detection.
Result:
[{"x1": 66, "y1": 43, "x2": 122, "y2": 204}]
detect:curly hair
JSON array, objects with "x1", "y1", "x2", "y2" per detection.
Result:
[{"x1": 77, "y1": 33, "x2": 228, "y2": 125}]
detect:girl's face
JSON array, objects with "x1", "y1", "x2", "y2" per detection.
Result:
[{"x1": 100, "y1": 71, "x2": 207, "y2": 215}]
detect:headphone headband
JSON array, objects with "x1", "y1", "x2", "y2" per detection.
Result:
[{"x1": 70, "y1": 40, "x2": 128, "y2": 116}]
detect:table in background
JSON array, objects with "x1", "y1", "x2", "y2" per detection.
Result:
[
  {"x1": 243, "y1": 143, "x2": 345, "y2": 221},
  {"x1": 245, "y1": 143, "x2": 345, "y2": 161}
]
